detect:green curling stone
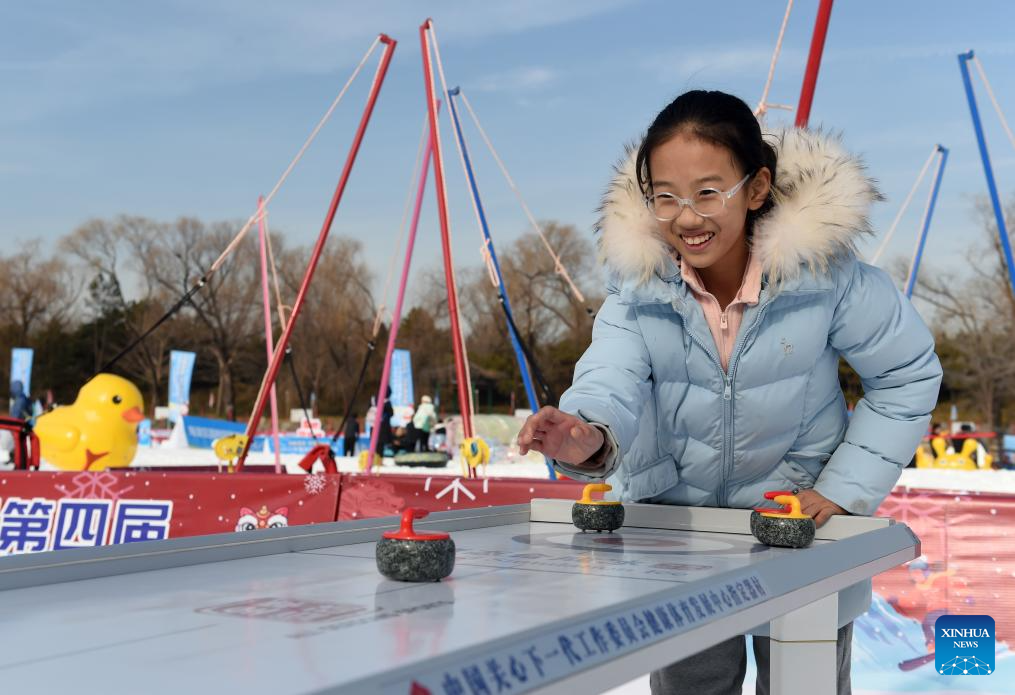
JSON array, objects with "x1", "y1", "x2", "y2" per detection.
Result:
[{"x1": 376, "y1": 508, "x2": 455, "y2": 582}]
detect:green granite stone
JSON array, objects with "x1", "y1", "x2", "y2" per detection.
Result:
[
  {"x1": 572, "y1": 502, "x2": 625, "y2": 533},
  {"x1": 750, "y1": 511, "x2": 816, "y2": 548},
  {"x1": 376, "y1": 537, "x2": 456, "y2": 582}
]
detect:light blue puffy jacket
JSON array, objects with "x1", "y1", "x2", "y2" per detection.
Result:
[{"x1": 554, "y1": 129, "x2": 942, "y2": 627}]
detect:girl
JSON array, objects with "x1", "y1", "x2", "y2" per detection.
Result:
[{"x1": 518, "y1": 90, "x2": 941, "y2": 695}]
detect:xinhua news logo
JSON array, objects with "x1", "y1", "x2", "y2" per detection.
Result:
[{"x1": 935, "y1": 615, "x2": 995, "y2": 675}]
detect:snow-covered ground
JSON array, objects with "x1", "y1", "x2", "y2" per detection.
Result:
[
  {"x1": 896, "y1": 468, "x2": 1015, "y2": 494},
  {"x1": 36, "y1": 444, "x2": 557, "y2": 479}
]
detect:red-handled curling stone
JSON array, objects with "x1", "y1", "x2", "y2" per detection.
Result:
[{"x1": 375, "y1": 508, "x2": 455, "y2": 582}]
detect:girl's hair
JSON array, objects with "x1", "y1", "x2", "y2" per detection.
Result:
[{"x1": 635, "y1": 90, "x2": 777, "y2": 231}]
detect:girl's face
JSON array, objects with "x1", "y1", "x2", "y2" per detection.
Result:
[{"x1": 647, "y1": 132, "x2": 771, "y2": 271}]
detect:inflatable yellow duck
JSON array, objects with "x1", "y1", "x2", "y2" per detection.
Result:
[
  {"x1": 914, "y1": 437, "x2": 993, "y2": 471},
  {"x1": 34, "y1": 374, "x2": 145, "y2": 471}
]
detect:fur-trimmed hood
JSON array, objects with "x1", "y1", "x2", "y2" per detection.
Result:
[{"x1": 595, "y1": 128, "x2": 882, "y2": 289}]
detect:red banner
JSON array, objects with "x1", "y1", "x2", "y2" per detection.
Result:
[
  {"x1": 0, "y1": 470, "x2": 341, "y2": 554},
  {"x1": 336, "y1": 473, "x2": 584, "y2": 520}
]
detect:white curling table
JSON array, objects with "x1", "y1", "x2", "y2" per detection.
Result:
[{"x1": 0, "y1": 500, "x2": 918, "y2": 695}]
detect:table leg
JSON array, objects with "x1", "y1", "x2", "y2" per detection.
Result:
[{"x1": 768, "y1": 593, "x2": 839, "y2": 695}]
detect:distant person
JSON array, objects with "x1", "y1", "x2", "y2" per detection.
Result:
[
  {"x1": 412, "y1": 395, "x2": 437, "y2": 452},
  {"x1": 342, "y1": 413, "x2": 359, "y2": 457},
  {"x1": 375, "y1": 387, "x2": 394, "y2": 457},
  {"x1": 9, "y1": 381, "x2": 31, "y2": 420},
  {"x1": 403, "y1": 419, "x2": 417, "y2": 453},
  {"x1": 7, "y1": 380, "x2": 32, "y2": 468}
]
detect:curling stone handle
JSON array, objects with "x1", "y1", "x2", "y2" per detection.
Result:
[
  {"x1": 772, "y1": 494, "x2": 806, "y2": 518},
  {"x1": 763, "y1": 489, "x2": 794, "y2": 500},
  {"x1": 398, "y1": 507, "x2": 429, "y2": 535},
  {"x1": 580, "y1": 483, "x2": 612, "y2": 504},
  {"x1": 756, "y1": 491, "x2": 809, "y2": 519}
]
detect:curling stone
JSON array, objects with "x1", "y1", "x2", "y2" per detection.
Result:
[
  {"x1": 750, "y1": 490, "x2": 815, "y2": 548},
  {"x1": 376, "y1": 508, "x2": 455, "y2": 582},
  {"x1": 572, "y1": 483, "x2": 625, "y2": 533}
]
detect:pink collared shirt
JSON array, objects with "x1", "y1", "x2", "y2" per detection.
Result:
[{"x1": 680, "y1": 254, "x2": 763, "y2": 372}]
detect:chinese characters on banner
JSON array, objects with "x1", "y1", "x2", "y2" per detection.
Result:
[{"x1": 0, "y1": 497, "x2": 172, "y2": 554}]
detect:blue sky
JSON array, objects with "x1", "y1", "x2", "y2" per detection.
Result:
[{"x1": 4, "y1": 0, "x2": 1015, "y2": 303}]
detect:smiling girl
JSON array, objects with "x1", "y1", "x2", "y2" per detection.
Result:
[{"x1": 518, "y1": 90, "x2": 942, "y2": 694}]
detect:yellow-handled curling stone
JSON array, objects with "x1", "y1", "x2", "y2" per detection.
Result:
[
  {"x1": 375, "y1": 508, "x2": 455, "y2": 582},
  {"x1": 572, "y1": 483, "x2": 625, "y2": 533},
  {"x1": 750, "y1": 490, "x2": 816, "y2": 548}
]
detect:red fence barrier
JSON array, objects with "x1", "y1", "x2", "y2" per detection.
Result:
[
  {"x1": 874, "y1": 487, "x2": 1015, "y2": 647},
  {"x1": 0, "y1": 470, "x2": 340, "y2": 552}
]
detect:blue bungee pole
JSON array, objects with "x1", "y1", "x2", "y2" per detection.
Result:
[
  {"x1": 904, "y1": 145, "x2": 948, "y2": 298},
  {"x1": 958, "y1": 50, "x2": 1015, "y2": 297},
  {"x1": 446, "y1": 86, "x2": 555, "y2": 479}
]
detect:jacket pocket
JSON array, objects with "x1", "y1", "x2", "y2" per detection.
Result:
[
  {"x1": 779, "y1": 450, "x2": 830, "y2": 488},
  {"x1": 625, "y1": 455, "x2": 680, "y2": 502},
  {"x1": 779, "y1": 450, "x2": 828, "y2": 482}
]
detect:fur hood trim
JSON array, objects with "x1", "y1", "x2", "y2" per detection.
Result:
[{"x1": 595, "y1": 128, "x2": 883, "y2": 287}]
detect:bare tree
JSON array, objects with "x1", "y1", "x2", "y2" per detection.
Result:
[
  {"x1": 496, "y1": 222, "x2": 603, "y2": 349},
  {"x1": 0, "y1": 242, "x2": 79, "y2": 344},
  {"x1": 268, "y1": 235, "x2": 376, "y2": 420},
  {"x1": 913, "y1": 196, "x2": 1015, "y2": 442},
  {"x1": 61, "y1": 216, "x2": 182, "y2": 411},
  {"x1": 133, "y1": 217, "x2": 261, "y2": 418}
]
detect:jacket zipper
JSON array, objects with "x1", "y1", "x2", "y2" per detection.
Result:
[
  {"x1": 672, "y1": 291, "x2": 774, "y2": 507},
  {"x1": 672, "y1": 307, "x2": 728, "y2": 506},
  {"x1": 718, "y1": 297, "x2": 774, "y2": 506}
]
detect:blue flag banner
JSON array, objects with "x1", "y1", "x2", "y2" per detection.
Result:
[
  {"x1": 10, "y1": 348, "x2": 33, "y2": 395},
  {"x1": 389, "y1": 349, "x2": 414, "y2": 427},
  {"x1": 181, "y1": 414, "x2": 368, "y2": 454},
  {"x1": 168, "y1": 350, "x2": 196, "y2": 419}
]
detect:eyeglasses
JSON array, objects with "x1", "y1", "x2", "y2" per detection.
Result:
[{"x1": 644, "y1": 172, "x2": 753, "y2": 222}]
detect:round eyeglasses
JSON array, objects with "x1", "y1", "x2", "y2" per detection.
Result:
[{"x1": 644, "y1": 172, "x2": 753, "y2": 222}]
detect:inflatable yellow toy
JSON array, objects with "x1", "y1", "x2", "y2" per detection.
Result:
[
  {"x1": 358, "y1": 450, "x2": 377, "y2": 471},
  {"x1": 460, "y1": 436, "x2": 490, "y2": 477},
  {"x1": 34, "y1": 374, "x2": 145, "y2": 471},
  {"x1": 212, "y1": 434, "x2": 249, "y2": 473},
  {"x1": 915, "y1": 437, "x2": 993, "y2": 470}
]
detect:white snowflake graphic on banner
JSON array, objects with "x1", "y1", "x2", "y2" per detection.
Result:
[
  {"x1": 303, "y1": 474, "x2": 328, "y2": 496},
  {"x1": 55, "y1": 472, "x2": 134, "y2": 500}
]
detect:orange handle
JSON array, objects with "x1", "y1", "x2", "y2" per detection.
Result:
[{"x1": 580, "y1": 483, "x2": 612, "y2": 504}]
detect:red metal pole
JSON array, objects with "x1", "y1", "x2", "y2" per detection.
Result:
[
  {"x1": 795, "y1": 0, "x2": 834, "y2": 128},
  {"x1": 236, "y1": 34, "x2": 397, "y2": 469},
  {"x1": 366, "y1": 118, "x2": 436, "y2": 473},
  {"x1": 420, "y1": 20, "x2": 474, "y2": 442}
]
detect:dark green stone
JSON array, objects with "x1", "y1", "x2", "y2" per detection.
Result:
[
  {"x1": 750, "y1": 511, "x2": 816, "y2": 548},
  {"x1": 572, "y1": 502, "x2": 625, "y2": 532},
  {"x1": 375, "y1": 537, "x2": 455, "y2": 582}
]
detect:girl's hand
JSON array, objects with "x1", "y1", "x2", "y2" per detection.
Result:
[
  {"x1": 795, "y1": 489, "x2": 847, "y2": 527},
  {"x1": 517, "y1": 406, "x2": 605, "y2": 465}
]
